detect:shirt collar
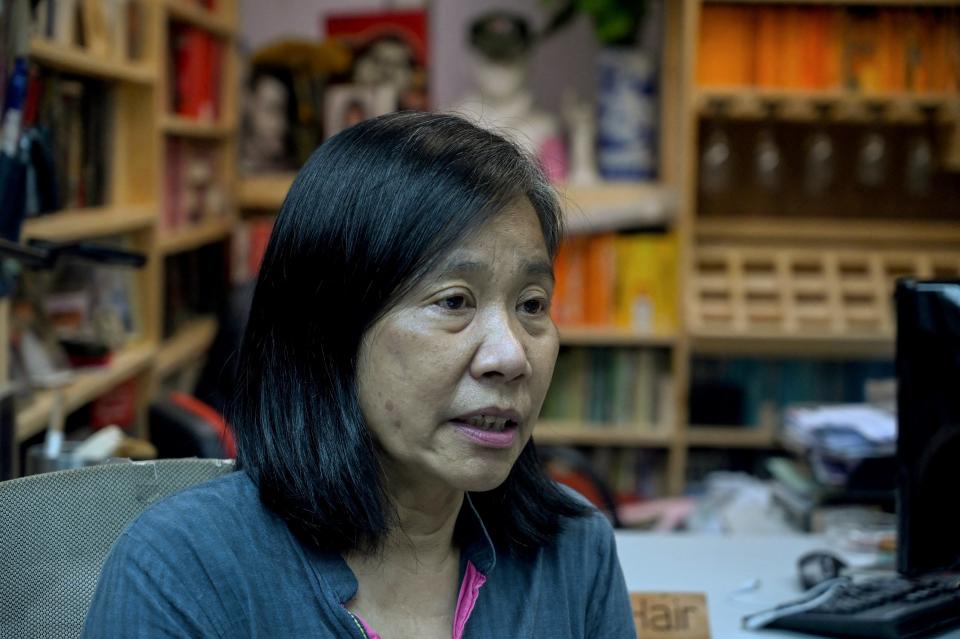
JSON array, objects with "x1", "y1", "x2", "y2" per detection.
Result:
[{"x1": 302, "y1": 492, "x2": 499, "y2": 604}]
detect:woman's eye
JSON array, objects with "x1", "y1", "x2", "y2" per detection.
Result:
[
  {"x1": 520, "y1": 298, "x2": 548, "y2": 315},
  {"x1": 437, "y1": 295, "x2": 467, "y2": 310}
]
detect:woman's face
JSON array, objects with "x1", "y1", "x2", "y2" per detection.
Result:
[{"x1": 356, "y1": 199, "x2": 559, "y2": 494}]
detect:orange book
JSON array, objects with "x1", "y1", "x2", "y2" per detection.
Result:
[
  {"x1": 754, "y1": 7, "x2": 783, "y2": 87},
  {"x1": 698, "y1": 6, "x2": 754, "y2": 87},
  {"x1": 582, "y1": 234, "x2": 617, "y2": 326},
  {"x1": 552, "y1": 237, "x2": 586, "y2": 326},
  {"x1": 800, "y1": 8, "x2": 842, "y2": 89},
  {"x1": 780, "y1": 7, "x2": 806, "y2": 88},
  {"x1": 930, "y1": 10, "x2": 959, "y2": 91},
  {"x1": 877, "y1": 9, "x2": 906, "y2": 91}
]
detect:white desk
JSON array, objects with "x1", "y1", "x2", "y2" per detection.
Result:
[{"x1": 614, "y1": 532, "x2": 960, "y2": 639}]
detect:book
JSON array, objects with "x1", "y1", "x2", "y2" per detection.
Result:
[{"x1": 697, "y1": 5, "x2": 754, "y2": 87}]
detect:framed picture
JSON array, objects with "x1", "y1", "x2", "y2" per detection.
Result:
[{"x1": 325, "y1": 10, "x2": 429, "y2": 111}]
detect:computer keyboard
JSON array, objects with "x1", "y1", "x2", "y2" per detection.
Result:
[{"x1": 751, "y1": 574, "x2": 960, "y2": 638}]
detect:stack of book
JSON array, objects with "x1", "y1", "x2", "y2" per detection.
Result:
[
  {"x1": 35, "y1": 73, "x2": 110, "y2": 211},
  {"x1": 31, "y1": 0, "x2": 147, "y2": 62},
  {"x1": 169, "y1": 22, "x2": 222, "y2": 121},
  {"x1": 541, "y1": 346, "x2": 673, "y2": 429},
  {"x1": 553, "y1": 231, "x2": 678, "y2": 336},
  {"x1": 698, "y1": 4, "x2": 960, "y2": 91}
]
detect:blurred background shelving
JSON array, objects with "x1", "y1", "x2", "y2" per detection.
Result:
[{"x1": 3, "y1": 0, "x2": 957, "y2": 509}]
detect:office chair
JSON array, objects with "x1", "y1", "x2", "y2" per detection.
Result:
[{"x1": 0, "y1": 457, "x2": 235, "y2": 639}]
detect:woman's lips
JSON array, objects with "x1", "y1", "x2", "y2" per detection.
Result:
[{"x1": 451, "y1": 420, "x2": 518, "y2": 449}]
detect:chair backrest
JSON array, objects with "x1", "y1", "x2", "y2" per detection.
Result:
[{"x1": 0, "y1": 458, "x2": 235, "y2": 639}]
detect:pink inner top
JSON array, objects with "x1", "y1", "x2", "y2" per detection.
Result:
[{"x1": 350, "y1": 560, "x2": 487, "y2": 639}]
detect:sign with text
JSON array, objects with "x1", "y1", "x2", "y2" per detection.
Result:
[{"x1": 630, "y1": 592, "x2": 711, "y2": 639}]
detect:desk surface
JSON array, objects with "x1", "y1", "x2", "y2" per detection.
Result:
[{"x1": 614, "y1": 532, "x2": 960, "y2": 639}]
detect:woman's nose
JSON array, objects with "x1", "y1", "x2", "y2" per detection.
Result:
[{"x1": 470, "y1": 310, "x2": 532, "y2": 383}]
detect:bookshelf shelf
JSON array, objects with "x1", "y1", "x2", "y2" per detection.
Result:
[
  {"x1": 158, "y1": 217, "x2": 233, "y2": 255},
  {"x1": 535, "y1": 421, "x2": 672, "y2": 446},
  {"x1": 165, "y1": 0, "x2": 238, "y2": 36},
  {"x1": 691, "y1": 330, "x2": 894, "y2": 359},
  {"x1": 21, "y1": 205, "x2": 157, "y2": 242},
  {"x1": 28, "y1": 39, "x2": 154, "y2": 84},
  {"x1": 687, "y1": 425, "x2": 777, "y2": 449},
  {"x1": 696, "y1": 88, "x2": 958, "y2": 122},
  {"x1": 234, "y1": 173, "x2": 680, "y2": 232},
  {"x1": 561, "y1": 182, "x2": 678, "y2": 234},
  {"x1": 161, "y1": 116, "x2": 234, "y2": 139},
  {"x1": 696, "y1": 216, "x2": 960, "y2": 247},
  {"x1": 155, "y1": 316, "x2": 219, "y2": 377},
  {"x1": 236, "y1": 172, "x2": 297, "y2": 210},
  {"x1": 15, "y1": 342, "x2": 157, "y2": 443},
  {"x1": 558, "y1": 326, "x2": 677, "y2": 347}
]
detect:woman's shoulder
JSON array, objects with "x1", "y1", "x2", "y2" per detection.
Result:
[
  {"x1": 119, "y1": 469, "x2": 284, "y2": 553},
  {"x1": 554, "y1": 483, "x2": 617, "y2": 546}
]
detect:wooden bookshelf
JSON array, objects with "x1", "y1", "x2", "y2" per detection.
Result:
[
  {"x1": 3, "y1": 0, "x2": 240, "y2": 475},
  {"x1": 164, "y1": 0, "x2": 238, "y2": 36},
  {"x1": 535, "y1": 421, "x2": 672, "y2": 447},
  {"x1": 21, "y1": 205, "x2": 157, "y2": 242},
  {"x1": 161, "y1": 116, "x2": 234, "y2": 139},
  {"x1": 559, "y1": 326, "x2": 677, "y2": 347},
  {"x1": 158, "y1": 217, "x2": 233, "y2": 255},
  {"x1": 155, "y1": 316, "x2": 219, "y2": 377},
  {"x1": 15, "y1": 342, "x2": 157, "y2": 443},
  {"x1": 28, "y1": 38, "x2": 154, "y2": 84}
]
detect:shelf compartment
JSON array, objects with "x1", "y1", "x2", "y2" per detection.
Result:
[
  {"x1": 161, "y1": 116, "x2": 233, "y2": 139},
  {"x1": 28, "y1": 38, "x2": 154, "y2": 84},
  {"x1": 15, "y1": 342, "x2": 157, "y2": 443},
  {"x1": 696, "y1": 87, "x2": 958, "y2": 123},
  {"x1": 535, "y1": 421, "x2": 672, "y2": 446},
  {"x1": 560, "y1": 182, "x2": 678, "y2": 234},
  {"x1": 156, "y1": 316, "x2": 219, "y2": 377},
  {"x1": 158, "y1": 217, "x2": 232, "y2": 255},
  {"x1": 164, "y1": 0, "x2": 237, "y2": 35},
  {"x1": 558, "y1": 326, "x2": 676, "y2": 347},
  {"x1": 21, "y1": 204, "x2": 156, "y2": 242},
  {"x1": 687, "y1": 425, "x2": 777, "y2": 449},
  {"x1": 689, "y1": 245, "x2": 960, "y2": 355}
]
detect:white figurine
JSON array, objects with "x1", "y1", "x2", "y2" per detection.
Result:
[
  {"x1": 563, "y1": 90, "x2": 599, "y2": 186},
  {"x1": 451, "y1": 11, "x2": 566, "y2": 181}
]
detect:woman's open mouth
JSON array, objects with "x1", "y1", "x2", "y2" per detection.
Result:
[{"x1": 450, "y1": 414, "x2": 520, "y2": 449}]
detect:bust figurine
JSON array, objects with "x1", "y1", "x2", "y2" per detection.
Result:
[{"x1": 452, "y1": 11, "x2": 566, "y2": 182}]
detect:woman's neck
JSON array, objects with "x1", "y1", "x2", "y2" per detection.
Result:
[{"x1": 344, "y1": 475, "x2": 464, "y2": 628}]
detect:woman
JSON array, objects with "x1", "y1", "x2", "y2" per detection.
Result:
[{"x1": 83, "y1": 112, "x2": 636, "y2": 638}]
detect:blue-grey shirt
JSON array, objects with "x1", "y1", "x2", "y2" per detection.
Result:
[{"x1": 82, "y1": 471, "x2": 636, "y2": 638}]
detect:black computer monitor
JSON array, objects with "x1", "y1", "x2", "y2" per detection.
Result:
[{"x1": 895, "y1": 279, "x2": 960, "y2": 577}]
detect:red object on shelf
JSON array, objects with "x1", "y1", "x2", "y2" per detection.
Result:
[{"x1": 91, "y1": 377, "x2": 138, "y2": 431}]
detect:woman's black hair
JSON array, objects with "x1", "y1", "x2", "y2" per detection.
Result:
[{"x1": 231, "y1": 111, "x2": 590, "y2": 555}]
